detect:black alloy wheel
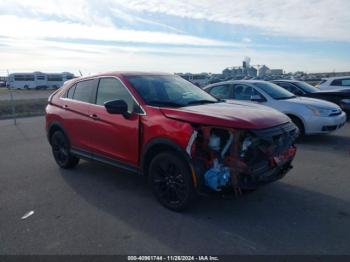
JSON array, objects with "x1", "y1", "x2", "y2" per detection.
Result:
[
  {"x1": 51, "y1": 131, "x2": 79, "y2": 169},
  {"x1": 149, "y1": 151, "x2": 195, "y2": 211}
]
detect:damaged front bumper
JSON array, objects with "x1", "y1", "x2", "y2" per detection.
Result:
[{"x1": 188, "y1": 121, "x2": 298, "y2": 193}]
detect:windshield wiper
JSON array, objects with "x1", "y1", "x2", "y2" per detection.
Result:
[
  {"x1": 185, "y1": 100, "x2": 219, "y2": 106},
  {"x1": 147, "y1": 100, "x2": 183, "y2": 107}
]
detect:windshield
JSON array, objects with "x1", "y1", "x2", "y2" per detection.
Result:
[
  {"x1": 126, "y1": 75, "x2": 218, "y2": 107},
  {"x1": 253, "y1": 82, "x2": 296, "y2": 100},
  {"x1": 295, "y1": 81, "x2": 319, "y2": 93}
]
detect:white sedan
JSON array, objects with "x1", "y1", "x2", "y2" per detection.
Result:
[
  {"x1": 204, "y1": 80, "x2": 347, "y2": 135},
  {"x1": 317, "y1": 76, "x2": 350, "y2": 90}
]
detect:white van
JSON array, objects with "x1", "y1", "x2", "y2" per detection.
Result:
[{"x1": 8, "y1": 72, "x2": 75, "y2": 90}]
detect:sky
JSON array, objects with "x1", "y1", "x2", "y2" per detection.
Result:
[{"x1": 0, "y1": 0, "x2": 350, "y2": 75}]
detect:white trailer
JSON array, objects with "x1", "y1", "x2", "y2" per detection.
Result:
[{"x1": 8, "y1": 72, "x2": 75, "y2": 89}]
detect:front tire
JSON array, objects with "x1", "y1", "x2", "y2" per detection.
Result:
[
  {"x1": 148, "y1": 151, "x2": 196, "y2": 211},
  {"x1": 51, "y1": 131, "x2": 79, "y2": 169},
  {"x1": 288, "y1": 115, "x2": 305, "y2": 137}
]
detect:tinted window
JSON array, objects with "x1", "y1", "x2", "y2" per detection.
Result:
[
  {"x1": 96, "y1": 78, "x2": 135, "y2": 112},
  {"x1": 210, "y1": 85, "x2": 231, "y2": 99},
  {"x1": 66, "y1": 84, "x2": 76, "y2": 99},
  {"x1": 47, "y1": 75, "x2": 63, "y2": 81},
  {"x1": 14, "y1": 75, "x2": 34, "y2": 81},
  {"x1": 73, "y1": 80, "x2": 95, "y2": 103},
  {"x1": 331, "y1": 79, "x2": 342, "y2": 86},
  {"x1": 233, "y1": 84, "x2": 258, "y2": 100},
  {"x1": 276, "y1": 82, "x2": 303, "y2": 95},
  {"x1": 341, "y1": 79, "x2": 350, "y2": 86}
]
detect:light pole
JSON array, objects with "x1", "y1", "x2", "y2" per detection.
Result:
[{"x1": 7, "y1": 70, "x2": 16, "y2": 125}]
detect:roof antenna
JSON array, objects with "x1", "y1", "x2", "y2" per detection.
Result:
[{"x1": 78, "y1": 70, "x2": 83, "y2": 76}]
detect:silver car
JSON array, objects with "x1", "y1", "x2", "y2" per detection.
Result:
[{"x1": 204, "y1": 80, "x2": 347, "y2": 135}]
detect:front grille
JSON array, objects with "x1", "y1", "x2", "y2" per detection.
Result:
[{"x1": 329, "y1": 111, "x2": 341, "y2": 116}]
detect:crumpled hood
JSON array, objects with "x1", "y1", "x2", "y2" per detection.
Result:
[
  {"x1": 286, "y1": 97, "x2": 341, "y2": 109},
  {"x1": 160, "y1": 101, "x2": 290, "y2": 129}
]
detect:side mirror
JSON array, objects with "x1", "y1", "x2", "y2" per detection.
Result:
[
  {"x1": 104, "y1": 100, "x2": 129, "y2": 117},
  {"x1": 250, "y1": 94, "x2": 265, "y2": 102}
]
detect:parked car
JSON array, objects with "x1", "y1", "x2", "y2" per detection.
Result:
[
  {"x1": 271, "y1": 80, "x2": 350, "y2": 114},
  {"x1": 317, "y1": 76, "x2": 350, "y2": 90},
  {"x1": 204, "y1": 80, "x2": 347, "y2": 136},
  {"x1": 46, "y1": 72, "x2": 298, "y2": 211}
]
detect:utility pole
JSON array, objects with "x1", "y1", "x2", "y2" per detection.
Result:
[{"x1": 7, "y1": 69, "x2": 16, "y2": 125}]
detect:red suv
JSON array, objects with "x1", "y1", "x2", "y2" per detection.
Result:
[{"x1": 46, "y1": 72, "x2": 298, "y2": 210}]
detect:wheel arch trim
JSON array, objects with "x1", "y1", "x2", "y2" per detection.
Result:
[
  {"x1": 47, "y1": 121, "x2": 70, "y2": 145},
  {"x1": 140, "y1": 137, "x2": 198, "y2": 188}
]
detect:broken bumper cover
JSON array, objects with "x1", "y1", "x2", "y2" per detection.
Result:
[
  {"x1": 191, "y1": 121, "x2": 298, "y2": 192},
  {"x1": 240, "y1": 146, "x2": 296, "y2": 189}
]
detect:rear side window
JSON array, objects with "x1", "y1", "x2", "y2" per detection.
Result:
[
  {"x1": 96, "y1": 78, "x2": 135, "y2": 112},
  {"x1": 73, "y1": 80, "x2": 96, "y2": 103},
  {"x1": 341, "y1": 79, "x2": 350, "y2": 86},
  {"x1": 210, "y1": 85, "x2": 231, "y2": 99},
  {"x1": 66, "y1": 84, "x2": 76, "y2": 99},
  {"x1": 331, "y1": 79, "x2": 350, "y2": 86}
]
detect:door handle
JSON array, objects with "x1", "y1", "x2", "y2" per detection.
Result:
[{"x1": 89, "y1": 114, "x2": 100, "y2": 120}]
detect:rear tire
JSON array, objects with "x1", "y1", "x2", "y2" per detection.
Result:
[
  {"x1": 148, "y1": 151, "x2": 196, "y2": 211},
  {"x1": 51, "y1": 131, "x2": 80, "y2": 169}
]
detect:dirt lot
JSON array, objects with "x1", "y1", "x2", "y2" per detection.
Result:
[
  {"x1": 0, "y1": 88, "x2": 55, "y2": 101},
  {"x1": 0, "y1": 89, "x2": 54, "y2": 119}
]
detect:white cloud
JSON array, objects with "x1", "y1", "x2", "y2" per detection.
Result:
[
  {"x1": 0, "y1": 15, "x2": 237, "y2": 47},
  {"x1": 1, "y1": 36, "x2": 349, "y2": 74},
  {"x1": 3, "y1": 0, "x2": 350, "y2": 42},
  {"x1": 115, "y1": 0, "x2": 350, "y2": 42},
  {"x1": 0, "y1": 0, "x2": 349, "y2": 73}
]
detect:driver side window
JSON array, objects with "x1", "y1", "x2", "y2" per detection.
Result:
[
  {"x1": 96, "y1": 78, "x2": 135, "y2": 112},
  {"x1": 210, "y1": 84, "x2": 231, "y2": 99},
  {"x1": 277, "y1": 82, "x2": 303, "y2": 95},
  {"x1": 233, "y1": 84, "x2": 256, "y2": 100}
]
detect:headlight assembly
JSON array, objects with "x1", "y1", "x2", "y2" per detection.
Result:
[{"x1": 307, "y1": 106, "x2": 332, "y2": 117}]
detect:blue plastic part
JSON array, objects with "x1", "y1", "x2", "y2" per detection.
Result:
[{"x1": 204, "y1": 165, "x2": 231, "y2": 191}]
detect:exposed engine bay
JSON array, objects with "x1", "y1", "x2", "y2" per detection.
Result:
[{"x1": 187, "y1": 122, "x2": 299, "y2": 193}]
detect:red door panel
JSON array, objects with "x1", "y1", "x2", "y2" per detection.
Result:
[
  {"x1": 87, "y1": 105, "x2": 140, "y2": 166},
  {"x1": 60, "y1": 99, "x2": 94, "y2": 152}
]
